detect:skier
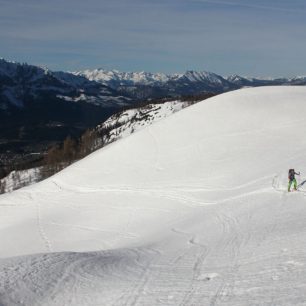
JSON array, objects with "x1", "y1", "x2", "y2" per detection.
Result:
[{"x1": 288, "y1": 169, "x2": 300, "y2": 192}]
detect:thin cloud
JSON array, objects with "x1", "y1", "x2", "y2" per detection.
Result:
[
  {"x1": 193, "y1": 0, "x2": 306, "y2": 13},
  {"x1": 1, "y1": 0, "x2": 306, "y2": 75}
]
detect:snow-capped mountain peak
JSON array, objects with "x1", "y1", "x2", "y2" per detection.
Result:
[
  {"x1": 74, "y1": 68, "x2": 171, "y2": 86},
  {"x1": 181, "y1": 70, "x2": 225, "y2": 84}
]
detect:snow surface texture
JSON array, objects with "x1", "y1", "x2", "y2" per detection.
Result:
[{"x1": 1, "y1": 87, "x2": 306, "y2": 305}]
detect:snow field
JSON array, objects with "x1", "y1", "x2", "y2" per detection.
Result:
[{"x1": 1, "y1": 86, "x2": 306, "y2": 305}]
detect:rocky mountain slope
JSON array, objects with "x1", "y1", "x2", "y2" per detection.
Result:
[
  {"x1": 0, "y1": 58, "x2": 130, "y2": 109},
  {"x1": 75, "y1": 69, "x2": 237, "y2": 98}
]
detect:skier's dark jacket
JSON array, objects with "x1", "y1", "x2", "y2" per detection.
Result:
[{"x1": 288, "y1": 169, "x2": 297, "y2": 181}]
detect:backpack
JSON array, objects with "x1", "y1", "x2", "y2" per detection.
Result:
[{"x1": 288, "y1": 169, "x2": 295, "y2": 180}]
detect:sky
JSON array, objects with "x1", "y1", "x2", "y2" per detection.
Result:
[{"x1": 1, "y1": 0, "x2": 306, "y2": 76}]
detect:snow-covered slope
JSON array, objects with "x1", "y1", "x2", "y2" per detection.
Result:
[
  {"x1": 1, "y1": 87, "x2": 306, "y2": 305},
  {"x1": 97, "y1": 100, "x2": 190, "y2": 144},
  {"x1": 0, "y1": 100, "x2": 189, "y2": 194},
  {"x1": 0, "y1": 167, "x2": 41, "y2": 193}
]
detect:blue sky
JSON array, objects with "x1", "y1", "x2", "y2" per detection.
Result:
[{"x1": 1, "y1": 0, "x2": 306, "y2": 76}]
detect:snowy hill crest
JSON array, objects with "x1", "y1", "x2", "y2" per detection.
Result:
[{"x1": 1, "y1": 87, "x2": 306, "y2": 305}]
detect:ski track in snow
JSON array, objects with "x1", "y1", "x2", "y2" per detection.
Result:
[
  {"x1": 1, "y1": 183, "x2": 306, "y2": 305},
  {"x1": 2, "y1": 87, "x2": 306, "y2": 305},
  {"x1": 35, "y1": 196, "x2": 53, "y2": 253}
]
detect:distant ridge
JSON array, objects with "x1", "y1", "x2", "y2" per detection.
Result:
[{"x1": 75, "y1": 67, "x2": 306, "y2": 91}]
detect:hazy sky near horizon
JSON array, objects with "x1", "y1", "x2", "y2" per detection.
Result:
[{"x1": 1, "y1": 0, "x2": 306, "y2": 76}]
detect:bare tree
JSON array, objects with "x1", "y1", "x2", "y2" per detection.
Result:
[
  {"x1": 63, "y1": 136, "x2": 76, "y2": 163},
  {"x1": 79, "y1": 129, "x2": 99, "y2": 157},
  {"x1": 0, "y1": 180, "x2": 6, "y2": 194}
]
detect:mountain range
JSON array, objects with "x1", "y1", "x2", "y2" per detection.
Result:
[
  {"x1": 0, "y1": 59, "x2": 132, "y2": 161},
  {"x1": 75, "y1": 68, "x2": 306, "y2": 97},
  {"x1": 2, "y1": 58, "x2": 306, "y2": 112},
  {"x1": 1, "y1": 57, "x2": 306, "y2": 163}
]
